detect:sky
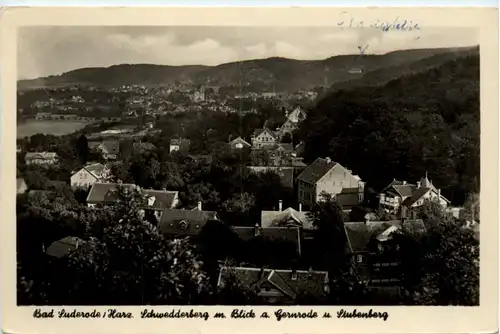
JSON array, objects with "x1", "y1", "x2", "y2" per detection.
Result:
[{"x1": 17, "y1": 26, "x2": 478, "y2": 80}]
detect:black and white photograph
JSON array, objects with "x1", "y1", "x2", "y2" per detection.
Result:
[{"x1": 14, "y1": 21, "x2": 481, "y2": 308}]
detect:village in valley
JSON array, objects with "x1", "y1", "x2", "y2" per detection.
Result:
[{"x1": 16, "y1": 29, "x2": 480, "y2": 306}]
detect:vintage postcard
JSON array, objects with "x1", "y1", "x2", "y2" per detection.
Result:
[{"x1": 0, "y1": 6, "x2": 498, "y2": 334}]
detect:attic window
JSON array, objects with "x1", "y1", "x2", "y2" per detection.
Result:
[
  {"x1": 179, "y1": 220, "x2": 188, "y2": 230},
  {"x1": 291, "y1": 271, "x2": 298, "y2": 280},
  {"x1": 357, "y1": 254, "x2": 363, "y2": 263}
]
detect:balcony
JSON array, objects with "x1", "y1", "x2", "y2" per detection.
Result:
[{"x1": 379, "y1": 197, "x2": 400, "y2": 207}]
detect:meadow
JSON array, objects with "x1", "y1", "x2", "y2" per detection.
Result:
[{"x1": 17, "y1": 120, "x2": 91, "y2": 138}]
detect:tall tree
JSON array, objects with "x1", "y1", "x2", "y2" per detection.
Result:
[
  {"x1": 75, "y1": 134, "x2": 89, "y2": 164},
  {"x1": 307, "y1": 192, "x2": 346, "y2": 271}
]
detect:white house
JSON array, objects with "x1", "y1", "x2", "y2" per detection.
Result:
[{"x1": 70, "y1": 163, "x2": 110, "y2": 188}]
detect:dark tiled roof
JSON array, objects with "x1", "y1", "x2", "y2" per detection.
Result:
[
  {"x1": 297, "y1": 158, "x2": 337, "y2": 184},
  {"x1": 101, "y1": 140, "x2": 120, "y2": 154},
  {"x1": 247, "y1": 166, "x2": 295, "y2": 188},
  {"x1": 231, "y1": 226, "x2": 302, "y2": 255},
  {"x1": 392, "y1": 184, "x2": 416, "y2": 198},
  {"x1": 229, "y1": 136, "x2": 251, "y2": 147},
  {"x1": 218, "y1": 266, "x2": 329, "y2": 300},
  {"x1": 46, "y1": 236, "x2": 85, "y2": 258},
  {"x1": 253, "y1": 127, "x2": 277, "y2": 140},
  {"x1": 344, "y1": 220, "x2": 426, "y2": 253},
  {"x1": 133, "y1": 142, "x2": 156, "y2": 152},
  {"x1": 25, "y1": 152, "x2": 58, "y2": 159},
  {"x1": 86, "y1": 183, "x2": 178, "y2": 210},
  {"x1": 170, "y1": 138, "x2": 191, "y2": 146},
  {"x1": 402, "y1": 187, "x2": 432, "y2": 206},
  {"x1": 261, "y1": 208, "x2": 314, "y2": 230},
  {"x1": 82, "y1": 163, "x2": 106, "y2": 178},
  {"x1": 159, "y1": 209, "x2": 218, "y2": 236},
  {"x1": 88, "y1": 141, "x2": 120, "y2": 154}
]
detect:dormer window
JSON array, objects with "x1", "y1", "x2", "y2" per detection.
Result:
[
  {"x1": 291, "y1": 271, "x2": 298, "y2": 280},
  {"x1": 179, "y1": 220, "x2": 188, "y2": 230}
]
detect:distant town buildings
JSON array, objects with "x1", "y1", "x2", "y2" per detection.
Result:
[
  {"x1": 169, "y1": 138, "x2": 191, "y2": 153},
  {"x1": 25, "y1": 152, "x2": 59, "y2": 165}
]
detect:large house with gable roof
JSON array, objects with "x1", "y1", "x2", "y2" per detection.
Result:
[
  {"x1": 277, "y1": 106, "x2": 307, "y2": 140},
  {"x1": 86, "y1": 182, "x2": 180, "y2": 222},
  {"x1": 251, "y1": 127, "x2": 278, "y2": 149},
  {"x1": 217, "y1": 266, "x2": 329, "y2": 305},
  {"x1": 343, "y1": 217, "x2": 427, "y2": 300},
  {"x1": 297, "y1": 157, "x2": 365, "y2": 209},
  {"x1": 378, "y1": 174, "x2": 450, "y2": 219},
  {"x1": 70, "y1": 163, "x2": 110, "y2": 189}
]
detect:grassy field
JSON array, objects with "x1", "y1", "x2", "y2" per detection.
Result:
[{"x1": 17, "y1": 120, "x2": 91, "y2": 138}]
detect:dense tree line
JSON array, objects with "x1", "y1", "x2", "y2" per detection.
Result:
[{"x1": 298, "y1": 55, "x2": 479, "y2": 205}]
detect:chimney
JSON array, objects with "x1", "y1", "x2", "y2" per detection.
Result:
[
  {"x1": 254, "y1": 223, "x2": 260, "y2": 236},
  {"x1": 299, "y1": 203, "x2": 302, "y2": 212},
  {"x1": 364, "y1": 213, "x2": 370, "y2": 224},
  {"x1": 325, "y1": 157, "x2": 331, "y2": 164},
  {"x1": 197, "y1": 201, "x2": 202, "y2": 211},
  {"x1": 279, "y1": 200, "x2": 283, "y2": 212},
  {"x1": 291, "y1": 269, "x2": 298, "y2": 280},
  {"x1": 308, "y1": 267, "x2": 314, "y2": 278},
  {"x1": 402, "y1": 181, "x2": 407, "y2": 185},
  {"x1": 417, "y1": 181, "x2": 421, "y2": 188}
]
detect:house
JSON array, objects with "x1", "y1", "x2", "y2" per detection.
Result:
[
  {"x1": 159, "y1": 206, "x2": 219, "y2": 238},
  {"x1": 17, "y1": 178, "x2": 28, "y2": 194},
  {"x1": 88, "y1": 140, "x2": 120, "y2": 161},
  {"x1": 251, "y1": 127, "x2": 278, "y2": 149},
  {"x1": 229, "y1": 136, "x2": 252, "y2": 150},
  {"x1": 25, "y1": 152, "x2": 59, "y2": 165},
  {"x1": 251, "y1": 143, "x2": 297, "y2": 167},
  {"x1": 169, "y1": 138, "x2": 191, "y2": 153},
  {"x1": 86, "y1": 183, "x2": 180, "y2": 221},
  {"x1": 45, "y1": 236, "x2": 86, "y2": 259},
  {"x1": 247, "y1": 166, "x2": 295, "y2": 189},
  {"x1": 261, "y1": 202, "x2": 313, "y2": 230},
  {"x1": 231, "y1": 225, "x2": 302, "y2": 257},
  {"x1": 132, "y1": 141, "x2": 157, "y2": 154},
  {"x1": 70, "y1": 163, "x2": 109, "y2": 188},
  {"x1": 343, "y1": 218, "x2": 426, "y2": 289},
  {"x1": 217, "y1": 266, "x2": 329, "y2": 304},
  {"x1": 297, "y1": 157, "x2": 365, "y2": 209},
  {"x1": 379, "y1": 175, "x2": 451, "y2": 218},
  {"x1": 277, "y1": 107, "x2": 307, "y2": 140}
]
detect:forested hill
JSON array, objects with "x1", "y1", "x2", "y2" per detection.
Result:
[
  {"x1": 298, "y1": 54, "x2": 480, "y2": 205},
  {"x1": 18, "y1": 46, "x2": 475, "y2": 92}
]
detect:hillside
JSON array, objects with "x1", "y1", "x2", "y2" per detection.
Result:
[
  {"x1": 327, "y1": 46, "x2": 478, "y2": 93},
  {"x1": 17, "y1": 46, "x2": 476, "y2": 92},
  {"x1": 299, "y1": 54, "x2": 480, "y2": 205}
]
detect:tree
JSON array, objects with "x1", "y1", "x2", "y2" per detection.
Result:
[
  {"x1": 61, "y1": 186, "x2": 210, "y2": 304},
  {"x1": 221, "y1": 192, "x2": 256, "y2": 225},
  {"x1": 281, "y1": 132, "x2": 292, "y2": 144},
  {"x1": 307, "y1": 192, "x2": 346, "y2": 271},
  {"x1": 181, "y1": 182, "x2": 220, "y2": 210},
  {"x1": 75, "y1": 134, "x2": 89, "y2": 164},
  {"x1": 393, "y1": 207, "x2": 479, "y2": 306}
]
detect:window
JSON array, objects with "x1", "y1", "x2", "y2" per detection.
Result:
[
  {"x1": 357, "y1": 254, "x2": 363, "y2": 263},
  {"x1": 179, "y1": 220, "x2": 188, "y2": 230}
]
